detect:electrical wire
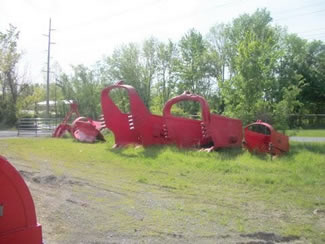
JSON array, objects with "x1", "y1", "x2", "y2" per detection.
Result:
[
  {"x1": 274, "y1": 8, "x2": 325, "y2": 21},
  {"x1": 273, "y1": 0, "x2": 325, "y2": 15}
]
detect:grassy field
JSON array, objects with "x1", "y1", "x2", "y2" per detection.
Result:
[
  {"x1": 286, "y1": 129, "x2": 325, "y2": 137},
  {"x1": 0, "y1": 135, "x2": 324, "y2": 243}
]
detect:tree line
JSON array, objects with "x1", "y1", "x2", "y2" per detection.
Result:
[{"x1": 1, "y1": 9, "x2": 324, "y2": 129}]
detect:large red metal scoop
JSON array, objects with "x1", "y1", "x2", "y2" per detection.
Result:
[
  {"x1": 101, "y1": 81, "x2": 242, "y2": 150},
  {"x1": 53, "y1": 103, "x2": 105, "y2": 143},
  {"x1": 101, "y1": 81, "x2": 166, "y2": 147},
  {"x1": 53, "y1": 103, "x2": 80, "y2": 138},
  {"x1": 244, "y1": 120, "x2": 289, "y2": 155},
  {"x1": 0, "y1": 156, "x2": 42, "y2": 244},
  {"x1": 71, "y1": 117, "x2": 105, "y2": 143},
  {"x1": 163, "y1": 92, "x2": 243, "y2": 149}
]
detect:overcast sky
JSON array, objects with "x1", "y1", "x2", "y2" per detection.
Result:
[{"x1": 1, "y1": 0, "x2": 325, "y2": 83}]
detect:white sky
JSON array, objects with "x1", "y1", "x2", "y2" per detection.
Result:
[{"x1": 1, "y1": 0, "x2": 325, "y2": 83}]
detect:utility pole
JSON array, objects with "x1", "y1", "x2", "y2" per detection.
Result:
[{"x1": 44, "y1": 18, "x2": 55, "y2": 117}]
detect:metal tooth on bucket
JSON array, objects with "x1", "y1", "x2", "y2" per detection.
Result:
[
  {"x1": 163, "y1": 124, "x2": 168, "y2": 138},
  {"x1": 99, "y1": 114, "x2": 106, "y2": 128},
  {"x1": 200, "y1": 122, "x2": 207, "y2": 137},
  {"x1": 0, "y1": 156, "x2": 43, "y2": 244},
  {"x1": 128, "y1": 115, "x2": 134, "y2": 130}
]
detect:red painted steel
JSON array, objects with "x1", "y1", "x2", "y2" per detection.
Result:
[
  {"x1": 244, "y1": 120, "x2": 289, "y2": 155},
  {"x1": 0, "y1": 156, "x2": 42, "y2": 244},
  {"x1": 101, "y1": 81, "x2": 166, "y2": 147},
  {"x1": 53, "y1": 103, "x2": 105, "y2": 143},
  {"x1": 53, "y1": 103, "x2": 80, "y2": 138},
  {"x1": 71, "y1": 117, "x2": 105, "y2": 143},
  {"x1": 163, "y1": 92, "x2": 243, "y2": 149},
  {"x1": 101, "y1": 81, "x2": 242, "y2": 149}
]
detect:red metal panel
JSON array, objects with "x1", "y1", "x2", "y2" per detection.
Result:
[
  {"x1": 244, "y1": 121, "x2": 289, "y2": 155},
  {"x1": 209, "y1": 114, "x2": 243, "y2": 148},
  {"x1": 53, "y1": 103, "x2": 104, "y2": 143},
  {"x1": 71, "y1": 117, "x2": 105, "y2": 143},
  {"x1": 271, "y1": 130, "x2": 290, "y2": 154},
  {"x1": 163, "y1": 92, "x2": 242, "y2": 149},
  {"x1": 101, "y1": 82, "x2": 242, "y2": 149},
  {"x1": 0, "y1": 156, "x2": 42, "y2": 244},
  {"x1": 162, "y1": 93, "x2": 212, "y2": 148},
  {"x1": 101, "y1": 81, "x2": 165, "y2": 147},
  {"x1": 53, "y1": 102, "x2": 80, "y2": 138}
]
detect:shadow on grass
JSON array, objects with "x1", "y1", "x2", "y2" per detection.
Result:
[
  {"x1": 109, "y1": 143, "x2": 248, "y2": 160},
  {"x1": 108, "y1": 144, "x2": 165, "y2": 159},
  {"x1": 108, "y1": 147, "x2": 138, "y2": 158},
  {"x1": 106, "y1": 142, "x2": 325, "y2": 161},
  {"x1": 140, "y1": 146, "x2": 165, "y2": 158},
  {"x1": 215, "y1": 147, "x2": 245, "y2": 160}
]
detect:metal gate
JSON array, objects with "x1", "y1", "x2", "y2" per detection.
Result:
[{"x1": 16, "y1": 118, "x2": 61, "y2": 137}]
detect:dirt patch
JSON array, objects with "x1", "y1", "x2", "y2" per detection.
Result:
[
  {"x1": 66, "y1": 198, "x2": 89, "y2": 207},
  {"x1": 240, "y1": 232, "x2": 300, "y2": 243},
  {"x1": 19, "y1": 170, "x2": 35, "y2": 180},
  {"x1": 33, "y1": 175, "x2": 60, "y2": 185},
  {"x1": 31, "y1": 174, "x2": 91, "y2": 187}
]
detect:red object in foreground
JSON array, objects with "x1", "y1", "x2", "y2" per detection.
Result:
[
  {"x1": 244, "y1": 120, "x2": 289, "y2": 155},
  {"x1": 0, "y1": 156, "x2": 42, "y2": 244},
  {"x1": 101, "y1": 81, "x2": 242, "y2": 149},
  {"x1": 53, "y1": 103, "x2": 105, "y2": 143}
]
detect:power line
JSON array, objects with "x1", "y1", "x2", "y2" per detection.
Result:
[
  {"x1": 296, "y1": 27, "x2": 325, "y2": 34},
  {"x1": 302, "y1": 32, "x2": 325, "y2": 37},
  {"x1": 273, "y1": 1, "x2": 325, "y2": 15},
  {"x1": 59, "y1": 0, "x2": 243, "y2": 33},
  {"x1": 274, "y1": 8, "x2": 325, "y2": 21},
  {"x1": 59, "y1": 0, "x2": 163, "y2": 31}
]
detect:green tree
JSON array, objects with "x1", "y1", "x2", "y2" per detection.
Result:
[
  {"x1": 16, "y1": 84, "x2": 46, "y2": 117},
  {"x1": 206, "y1": 23, "x2": 229, "y2": 113},
  {"x1": 141, "y1": 38, "x2": 159, "y2": 107},
  {"x1": 175, "y1": 29, "x2": 212, "y2": 116},
  {"x1": 58, "y1": 65, "x2": 102, "y2": 118},
  {"x1": 177, "y1": 29, "x2": 211, "y2": 95},
  {"x1": 154, "y1": 40, "x2": 178, "y2": 110},
  {"x1": 276, "y1": 34, "x2": 325, "y2": 127},
  {"x1": 0, "y1": 25, "x2": 25, "y2": 124},
  {"x1": 207, "y1": 23, "x2": 228, "y2": 85},
  {"x1": 106, "y1": 44, "x2": 143, "y2": 94},
  {"x1": 221, "y1": 9, "x2": 294, "y2": 127},
  {"x1": 298, "y1": 40, "x2": 325, "y2": 114}
]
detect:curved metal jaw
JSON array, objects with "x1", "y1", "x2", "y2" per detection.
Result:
[{"x1": 0, "y1": 156, "x2": 43, "y2": 244}]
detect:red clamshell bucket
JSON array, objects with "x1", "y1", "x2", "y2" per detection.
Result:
[
  {"x1": 101, "y1": 81, "x2": 242, "y2": 150},
  {"x1": 244, "y1": 121, "x2": 289, "y2": 155},
  {"x1": 53, "y1": 103, "x2": 105, "y2": 143},
  {"x1": 163, "y1": 92, "x2": 243, "y2": 149},
  {"x1": 0, "y1": 156, "x2": 42, "y2": 244},
  {"x1": 101, "y1": 81, "x2": 166, "y2": 147},
  {"x1": 53, "y1": 103, "x2": 80, "y2": 138}
]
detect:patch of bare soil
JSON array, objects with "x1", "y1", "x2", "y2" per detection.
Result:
[
  {"x1": 239, "y1": 232, "x2": 300, "y2": 243},
  {"x1": 8, "y1": 157, "x2": 306, "y2": 244}
]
